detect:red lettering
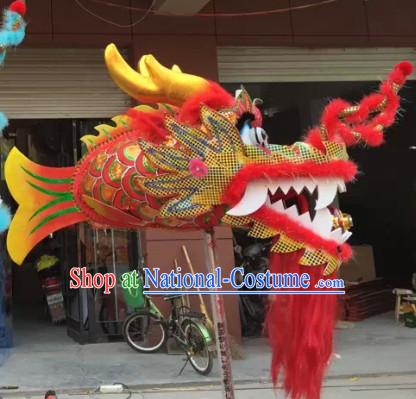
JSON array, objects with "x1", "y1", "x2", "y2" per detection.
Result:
[
  {"x1": 81, "y1": 267, "x2": 92, "y2": 288},
  {"x1": 69, "y1": 267, "x2": 81, "y2": 289},
  {"x1": 104, "y1": 273, "x2": 116, "y2": 294},
  {"x1": 69, "y1": 267, "x2": 116, "y2": 293},
  {"x1": 93, "y1": 273, "x2": 104, "y2": 289}
]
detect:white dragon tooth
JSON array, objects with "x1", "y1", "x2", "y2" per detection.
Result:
[
  {"x1": 226, "y1": 179, "x2": 269, "y2": 216},
  {"x1": 312, "y1": 208, "x2": 333, "y2": 238},
  {"x1": 267, "y1": 179, "x2": 280, "y2": 195},
  {"x1": 271, "y1": 200, "x2": 285, "y2": 212},
  {"x1": 291, "y1": 178, "x2": 316, "y2": 194},
  {"x1": 315, "y1": 179, "x2": 338, "y2": 210},
  {"x1": 285, "y1": 205, "x2": 299, "y2": 217},
  {"x1": 330, "y1": 228, "x2": 344, "y2": 243},
  {"x1": 337, "y1": 180, "x2": 347, "y2": 193},
  {"x1": 306, "y1": 181, "x2": 317, "y2": 194},
  {"x1": 342, "y1": 231, "x2": 352, "y2": 242},
  {"x1": 292, "y1": 180, "x2": 305, "y2": 194},
  {"x1": 279, "y1": 180, "x2": 292, "y2": 195}
]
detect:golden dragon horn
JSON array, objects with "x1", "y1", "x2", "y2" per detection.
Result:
[{"x1": 104, "y1": 43, "x2": 209, "y2": 106}]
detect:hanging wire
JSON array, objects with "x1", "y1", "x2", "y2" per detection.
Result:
[
  {"x1": 74, "y1": 0, "x2": 156, "y2": 28},
  {"x1": 76, "y1": 0, "x2": 337, "y2": 19}
]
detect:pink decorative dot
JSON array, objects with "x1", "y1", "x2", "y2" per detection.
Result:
[{"x1": 189, "y1": 158, "x2": 208, "y2": 178}]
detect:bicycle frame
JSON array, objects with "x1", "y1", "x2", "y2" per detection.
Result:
[
  {"x1": 144, "y1": 294, "x2": 215, "y2": 349},
  {"x1": 146, "y1": 296, "x2": 164, "y2": 320}
]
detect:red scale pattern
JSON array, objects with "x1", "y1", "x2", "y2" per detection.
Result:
[{"x1": 74, "y1": 139, "x2": 221, "y2": 229}]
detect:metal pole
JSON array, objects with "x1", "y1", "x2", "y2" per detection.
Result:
[
  {"x1": 203, "y1": 230, "x2": 235, "y2": 399},
  {"x1": 110, "y1": 229, "x2": 119, "y2": 322},
  {"x1": 72, "y1": 120, "x2": 81, "y2": 277}
]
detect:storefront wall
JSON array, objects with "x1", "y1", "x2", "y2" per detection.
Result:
[
  {"x1": 3, "y1": 0, "x2": 416, "y2": 343},
  {"x1": 20, "y1": 0, "x2": 416, "y2": 49}
]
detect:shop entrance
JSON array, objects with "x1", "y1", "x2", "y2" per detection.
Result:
[
  {"x1": 1, "y1": 119, "x2": 74, "y2": 348},
  {"x1": 1, "y1": 119, "x2": 141, "y2": 348}
]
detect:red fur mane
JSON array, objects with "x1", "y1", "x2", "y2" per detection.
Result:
[{"x1": 305, "y1": 61, "x2": 413, "y2": 150}]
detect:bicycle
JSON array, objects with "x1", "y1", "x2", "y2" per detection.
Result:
[{"x1": 122, "y1": 275, "x2": 215, "y2": 375}]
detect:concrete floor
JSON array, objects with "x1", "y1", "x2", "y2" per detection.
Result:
[
  {"x1": 0, "y1": 311, "x2": 415, "y2": 395},
  {"x1": 1, "y1": 376, "x2": 416, "y2": 399}
]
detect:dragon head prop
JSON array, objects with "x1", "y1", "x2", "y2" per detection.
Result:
[
  {"x1": 103, "y1": 45, "x2": 411, "y2": 276},
  {"x1": 140, "y1": 109, "x2": 354, "y2": 276},
  {"x1": 4, "y1": 43, "x2": 412, "y2": 399}
]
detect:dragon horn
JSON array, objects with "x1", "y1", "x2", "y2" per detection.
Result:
[
  {"x1": 306, "y1": 61, "x2": 413, "y2": 148},
  {"x1": 105, "y1": 43, "x2": 209, "y2": 106},
  {"x1": 137, "y1": 55, "x2": 181, "y2": 77}
]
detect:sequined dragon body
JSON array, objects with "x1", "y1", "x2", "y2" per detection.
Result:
[{"x1": 74, "y1": 120, "x2": 226, "y2": 231}]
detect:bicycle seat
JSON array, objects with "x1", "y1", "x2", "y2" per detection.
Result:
[{"x1": 163, "y1": 294, "x2": 183, "y2": 301}]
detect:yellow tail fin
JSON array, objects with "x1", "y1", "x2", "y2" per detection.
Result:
[{"x1": 5, "y1": 147, "x2": 87, "y2": 265}]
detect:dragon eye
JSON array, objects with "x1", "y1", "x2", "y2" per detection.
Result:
[
  {"x1": 236, "y1": 112, "x2": 255, "y2": 132},
  {"x1": 239, "y1": 121, "x2": 251, "y2": 136}
]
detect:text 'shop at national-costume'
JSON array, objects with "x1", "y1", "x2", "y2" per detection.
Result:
[{"x1": 4, "y1": 42, "x2": 412, "y2": 398}]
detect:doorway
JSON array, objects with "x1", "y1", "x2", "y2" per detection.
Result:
[{"x1": 0, "y1": 119, "x2": 142, "y2": 348}]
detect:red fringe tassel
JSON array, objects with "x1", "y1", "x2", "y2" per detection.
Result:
[{"x1": 266, "y1": 250, "x2": 338, "y2": 399}]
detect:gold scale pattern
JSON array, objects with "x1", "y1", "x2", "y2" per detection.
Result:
[
  {"x1": 244, "y1": 219, "x2": 341, "y2": 275},
  {"x1": 138, "y1": 105, "x2": 348, "y2": 274}
]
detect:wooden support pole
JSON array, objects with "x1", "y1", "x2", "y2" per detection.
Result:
[
  {"x1": 181, "y1": 245, "x2": 213, "y2": 330},
  {"x1": 203, "y1": 230, "x2": 235, "y2": 399}
]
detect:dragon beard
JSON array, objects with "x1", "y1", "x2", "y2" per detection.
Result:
[{"x1": 266, "y1": 249, "x2": 338, "y2": 399}]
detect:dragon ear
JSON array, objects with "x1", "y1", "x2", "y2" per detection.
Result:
[
  {"x1": 235, "y1": 87, "x2": 253, "y2": 114},
  {"x1": 306, "y1": 61, "x2": 413, "y2": 148},
  {"x1": 105, "y1": 44, "x2": 210, "y2": 106},
  {"x1": 235, "y1": 86, "x2": 264, "y2": 127}
]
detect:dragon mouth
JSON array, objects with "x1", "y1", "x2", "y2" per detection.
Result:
[{"x1": 226, "y1": 177, "x2": 352, "y2": 245}]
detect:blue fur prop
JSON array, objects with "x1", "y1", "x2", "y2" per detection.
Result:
[
  {"x1": 0, "y1": 113, "x2": 8, "y2": 133},
  {"x1": 0, "y1": 6, "x2": 26, "y2": 135},
  {"x1": 0, "y1": 2, "x2": 26, "y2": 349},
  {"x1": 0, "y1": 8, "x2": 26, "y2": 66},
  {"x1": 0, "y1": 206, "x2": 11, "y2": 233},
  {"x1": 0, "y1": 9, "x2": 26, "y2": 48}
]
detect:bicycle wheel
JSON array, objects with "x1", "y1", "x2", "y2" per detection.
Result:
[
  {"x1": 182, "y1": 320, "x2": 213, "y2": 375},
  {"x1": 123, "y1": 311, "x2": 166, "y2": 353}
]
